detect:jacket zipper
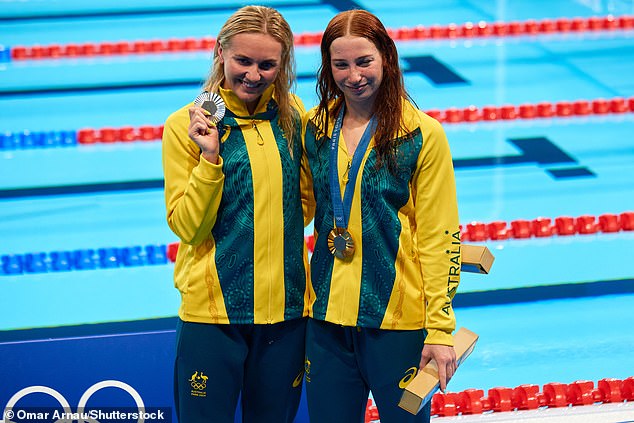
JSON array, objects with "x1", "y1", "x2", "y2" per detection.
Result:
[{"x1": 252, "y1": 120, "x2": 264, "y2": 145}]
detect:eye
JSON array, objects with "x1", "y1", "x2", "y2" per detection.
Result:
[
  {"x1": 357, "y1": 58, "x2": 373, "y2": 67},
  {"x1": 259, "y1": 61, "x2": 277, "y2": 71},
  {"x1": 333, "y1": 61, "x2": 348, "y2": 70},
  {"x1": 236, "y1": 57, "x2": 251, "y2": 66}
]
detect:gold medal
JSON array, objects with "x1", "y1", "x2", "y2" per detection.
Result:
[{"x1": 327, "y1": 228, "x2": 355, "y2": 260}]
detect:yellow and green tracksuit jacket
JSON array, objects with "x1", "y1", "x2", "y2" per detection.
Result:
[
  {"x1": 302, "y1": 100, "x2": 461, "y2": 346},
  {"x1": 162, "y1": 85, "x2": 311, "y2": 325}
]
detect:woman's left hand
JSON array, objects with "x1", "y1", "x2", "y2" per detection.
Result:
[{"x1": 419, "y1": 344, "x2": 457, "y2": 392}]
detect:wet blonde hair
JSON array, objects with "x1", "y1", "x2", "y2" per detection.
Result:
[{"x1": 203, "y1": 5, "x2": 298, "y2": 149}]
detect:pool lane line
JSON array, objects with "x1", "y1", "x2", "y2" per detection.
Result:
[
  {"x1": 2, "y1": 97, "x2": 632, "y2": 151},
  {"x1": 0, "y1": 180, "x2": 164, "y2": 199},
  {"x1": 1, "y1": 211, "x2": 632, "y2": 276},
  {"x1": 3, "y1": 15, "x2": 633, "y2": 62},
  {"x1": 0, "y1": 0, "x2": 330, "y2": 22}
]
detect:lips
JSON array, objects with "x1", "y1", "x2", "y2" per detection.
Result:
[
  {"x1": 347, "y1": 83, "x2": 368, "y2": 94},
  {"x1": 241, "y1": 79, "x2": 261, "y2": 90}
]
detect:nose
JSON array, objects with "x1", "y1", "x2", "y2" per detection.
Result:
[
  {"x1": 347, "y1": 66, "x2": 362, "y2": 84},
  {"x1": 244, "y1": 65, "x2": 261, "y2": 82}
]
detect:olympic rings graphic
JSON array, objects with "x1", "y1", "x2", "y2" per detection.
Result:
[
  {"x1": 2, "y1": 380, "x2": 145, "y2": 423},
  {"x1": 189, "y1": 382, "x2": 205, "y2": 391}
]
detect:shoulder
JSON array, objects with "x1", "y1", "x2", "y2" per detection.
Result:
[
  {"x1": 289, "y1": 94, "x2": 307, "y2": 115},
  {"x1": 165, "y1": 103, "x2": 193, "y2": 131},
  {"x1": 301, "y1": 105, "x2": 321, "y2": 130},
  {"x1": 401, "y1": 101, "x2": 444, "y2": 134},
  {"x1": 305, "y1": 105, "x2": 320, "y2": 122}
]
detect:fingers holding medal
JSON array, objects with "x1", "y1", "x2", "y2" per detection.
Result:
[
  {"x1": 194, "y1": 91, "x2": 226, "y2": 124},
  {"x1": 188, "y1": 92, "x2": 226, "y2": 161}
]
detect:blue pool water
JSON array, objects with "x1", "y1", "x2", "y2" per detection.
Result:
[{"x1": 1, "y1": 0, "x2": 633, "y2": 420}]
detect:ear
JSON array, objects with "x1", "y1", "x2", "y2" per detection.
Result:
[{"x1": 217, "y1": 45, "x2": 225, "y2": 64}]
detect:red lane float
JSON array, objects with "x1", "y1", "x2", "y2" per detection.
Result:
[
  {"x1": 69, "y1": 96, "x2": 634, "y2": 146},
  {"x1": 9, "y1": 15, "x2": 634, "y2": 61},
  {"x1": 165, "y1": 211, "x2": 633, "y2": 262},
  {"x1": 461, "y1": 211, "x2": 634, "y2": 242},
  {"x1": 77, "y1": 125, "x2": 164, "y2": 144},
  {"x1": 363, "y1": 377, "x2": 634, "y2": 420},
  {"x1": 429, "y1": 97, "x2": 634, "y2": 123}
]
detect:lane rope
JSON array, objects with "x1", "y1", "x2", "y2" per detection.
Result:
[
  {"x1": 1, "y1": 15, "x2": 632, "y2": 62},
  {"x1": 1, "y1": 97, "x2": 633, "y2": 151},
  {"x1": 365, "y1": 376, "x2": 634, "y2": 421},
  {"x1": 1, "y1": 211, "x2": 631, "y2": 276}
]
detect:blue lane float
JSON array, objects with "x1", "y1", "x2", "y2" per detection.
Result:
[
  {"x1": 0, "y1": 244, "x2": 168, "y2": 275},
  {"x1": 0, "y1": 130, "x2": 77, "y2": 150},
  {"x1": 0, "y1": 45, "x2": 10, "y2": 62}
]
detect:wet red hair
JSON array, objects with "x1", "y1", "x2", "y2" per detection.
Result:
[{"x1": 315, "y1": 9, "x2": 413, "y2": 169}]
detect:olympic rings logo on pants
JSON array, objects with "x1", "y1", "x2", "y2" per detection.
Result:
[
  {"x1": 189, "y1": 383, "x2": 205, "y2": 391},
  {"x1": 2, "y1": 380, "x2": 145, "y2": 423}
]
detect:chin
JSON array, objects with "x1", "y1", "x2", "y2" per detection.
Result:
[
  {"x1": 235, "y1": 88, "x2": 258, "y2": 99},
  {"x1": 241, "y1": 93, "x2": 261, "y2": 104}
]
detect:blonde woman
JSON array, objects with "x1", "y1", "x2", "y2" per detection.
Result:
[{"x1": 162, "y1": 6, "x2": 310, "y2": 422}]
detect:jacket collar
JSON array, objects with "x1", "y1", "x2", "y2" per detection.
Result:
[{"x1": 219, "y1": 84, "x2": 277, "y2": 120}]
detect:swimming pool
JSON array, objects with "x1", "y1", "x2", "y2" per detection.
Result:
[{"x1": 1, "y1": 0, "x2": 633, "y2": 421}]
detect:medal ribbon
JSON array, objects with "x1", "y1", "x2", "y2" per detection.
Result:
[{"x1": 329, "y1": 105, "x2": 377, "y2": 230}]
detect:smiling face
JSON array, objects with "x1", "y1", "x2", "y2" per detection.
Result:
[
  {"x1": 218, "y1": 32, "x2": 282, "y2": 113},
  {"x1": 329, "y1": 35, "x2": 384, "y2": 110}
]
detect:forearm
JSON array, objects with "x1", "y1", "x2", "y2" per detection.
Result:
[
  {"x1": 163, "y1": 119, "x2": 224, "y2": 245},
  {"x1": 414, "y1": 117, "x2": 461, "y2": 345}
]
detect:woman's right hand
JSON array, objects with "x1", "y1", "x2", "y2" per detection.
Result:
[{"x1": 188, "y1": 106, "x2": 220, "y2": 164}]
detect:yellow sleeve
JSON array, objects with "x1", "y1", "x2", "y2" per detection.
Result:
[
  {"x1": 291, "y1": 93, "x2": 307, "y2": 116},
  {"x1": 300, "y1": 110, "x2": 316, "y2": 227},
  {"x1": 162, "y1": 105, "x2": 225, "y2": 245},
  {"x1": 412, "y1": 112, "x2": 461, "y2": 346}
]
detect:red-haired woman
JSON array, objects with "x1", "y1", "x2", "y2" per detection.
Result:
[{"x1": 302, "y1": 9, "x2": 461, "y2": 423}]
